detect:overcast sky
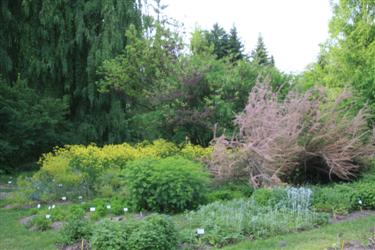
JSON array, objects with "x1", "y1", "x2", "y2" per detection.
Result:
[{"x1": 161, "y1": 0, "x2": 333, "y2": 73}]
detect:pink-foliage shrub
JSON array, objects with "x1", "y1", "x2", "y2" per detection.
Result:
[{"x1": 209, "y1": 83, "x2": 375, "y2": 187}]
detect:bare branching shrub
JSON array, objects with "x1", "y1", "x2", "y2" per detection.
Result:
[{"x1": 209, "y1": 83, "x2": 375, "y2": 187}]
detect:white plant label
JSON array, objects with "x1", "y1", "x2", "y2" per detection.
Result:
[
  {"x1": 37, "y1": 204, "x2": 41, "y2": 209},
  {"x1": 123, "y1": 208, "x2": 128, "y2": 212},
  {"x1": 58, "y1": 184, "x2": 63, "y2": 187},
  {"x1": 106, "y1": 205, "x2": 111, "y2": 209},
  {"x1": 61, "y1": 196, "x2": 66, "y2": 201},
  {"x1": 8, "y1": 181, "x2": 12, "y2": 184},
  {"x1": 78, "y1": 196, "x2": 82, "y2": 200},
  {"x1": 52, "y1": 205, "x2": 56, "y2": 209},
  {"x1": 90, "y1": 207, "x2": 96, "y2": 212},
  {"x1": 48, "y1": 206, "x2": 51, "y2": 210},
  {"x1": 45, "y1": 214, "x2": 51, "y2": 219},
  {"x1": 197, "y1": 228, "x2": 205, "y2": 235}
]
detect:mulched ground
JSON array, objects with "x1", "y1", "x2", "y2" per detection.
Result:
[{"x1": 331, "y1": 210, "x2": 375, "y2": 224}]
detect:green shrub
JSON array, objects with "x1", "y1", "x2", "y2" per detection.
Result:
[
  {"x1": 127, "y1": 214, "x2": 178, "y2": 250},
  {"x1": 353, "y1": 182, "x2": 375, "y2": 209},
  {"x1": 206, "y1": 181, "x2": 253, "y2": 203},
  {"x1": 91, "y1": 220, "x2": 128, "y2": 250},
  {"x1": 91, "y1": 215, "x2": 178, "y2": 250},
  {"x1": 252, "y1": 188, "x2": 287, "y2": 206},
  {"x1": 30, "y1": 215, "x2": 51, "y2": 231},
  {"x1": 58, "y1": 217, "x2": 91, "y2": 245},
  {"x1": 311, "y1": 185, "x2": 355, "y2": 214},
  {"x1": 124, "y1": 156, "x2": 209, "y2": 213}
]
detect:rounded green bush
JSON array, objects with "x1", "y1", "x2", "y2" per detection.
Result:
[
  {"x1": 124, "y1": 156, "x2": 209, "y2": 213},
  {"x1": 127, "y1": 214, "x2": 178, "y2": 250},
  {"x1": 58, "y1": 217, "x2": 91, "y2": 245},
  {"x1": 91, "y1": 220, "x2": 127, "y2": 250}
]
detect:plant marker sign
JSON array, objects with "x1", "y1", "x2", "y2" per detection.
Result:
[
  {"x1": 52, "y1": 204, "x2": 56, "y2": 209},
  {"x1": 106, "y1": 205, "x2": 111, "y2": 209},
  {"x1": 37, "y1": 204, "x2": 41, "y2": 209},
  {"x1": 78, "y1": 196, "x2": 83, "y2": 200},
  {"x1": 61, "y1": 196, "x2": 67, "y2": 201},
  {"x1": 48, "y1": 206, "x2": 52, "y2": 210},
  {"x1": 8, "y1": 181, "x2": 12, "y2": 184},
  {"x1": 90, "y1": 207, "x2": 96, "y2": 212},
  {"x1": 123, "y1": 208, "x2": 128, "y2": 212},
  {"x1": 197, "y1": 228, "x2": 205, "y2": 235},
  {"x1": 45, "y1": 214, "x2": 51, "y2": 219},
  {"x1": 58, "y1": 183, "x2": 63, "y2": 187}
]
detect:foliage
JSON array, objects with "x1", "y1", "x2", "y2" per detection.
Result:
[
  {"x1": 312, "y1": 175, "x2": 375, "y2": 214},
  {"x1": 206, "y1": 181, "x2": 254, "y2": 203},
  {"x1": 20, "y1": 139, "x2": 208, "y2": 202},
  {"x1": 29, "y1": 215, "x2": 51, "y2": 231},
  {"x1": 252, "y1": 188, "x2": 288, "y2": 207},
  {"x1": 91, "y1": 220, "x2": 128, "y2": 250},
  {"x1": 58, "y1": 217, "x2": 91, "y2": 245},
  {"x1": 0, "y1": 0, "x2": 143, "y2": 152},
  {"x1": 91, "y1": 215, "x2": 178, "y2": 250},
  {"x1": 127, "y1": 214, "x2": 178, "y2": 250},
  {"x1": 180, "y1": 198, "x2": 328, "y2": 247},
  {"x1": 123, "y1": 156, "x2": 209, "y2": 213},
  {"x1": 210, "y1": 82, "x2": 375, "y2": 187},
  {"x1": 312, "y1": 185, "x2": 356, "y2": 214},
  {"x1": 303, "y1": 0, "x2": 375, "y2": 111},
  {"x1": 0, "y1": 77, "x2": 69, "y2": 171},
  {"x1": 250, "y1": 35, "x2": 275, "y2": 66},
  {"x1": 204, "y1": 23, "x2": 245, "y2": 61}
]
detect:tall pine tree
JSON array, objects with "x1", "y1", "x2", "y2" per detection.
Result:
[{"x1": 250, "y1": 34, "x2": 274, "y2": 66}]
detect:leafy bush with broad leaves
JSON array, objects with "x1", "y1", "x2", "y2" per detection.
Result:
[
  {"x1": 58, "y1": 216, "x2": 92, "y2": 245},
  {"x1": 124, "y1": 156, "x2": 209, "y2": 213},
  {"x1": 311, "y1": 185, "x2": 355, "y2": 214},
  {"x1": 91, "y1": 215, "x2": 178, "y2": 250},
  {"x1": 127, "y1": 214, "x2": 178, "y2": 250},
  {"x1": 91, "y1": 220, "x2": 128, "y2": 250},
  {"x1": 312, "y1": 180, "x2": 375, "y2": 214}
]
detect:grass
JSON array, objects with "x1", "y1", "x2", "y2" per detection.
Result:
[
  {"x1": 0, "y1": 208, "x2": 59, "y2": 250},
  {"x1": 221, "y1": 215, "x2": 375, "y2": 250}
]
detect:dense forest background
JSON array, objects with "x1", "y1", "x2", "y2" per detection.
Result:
[{"x1": 0, "y1": 0, "x2": 374, "y2": 171}]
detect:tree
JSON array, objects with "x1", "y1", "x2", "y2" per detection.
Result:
[
  {"x1": 303, "y1": 0, "x2": 375, "y2": 110},
  {"x1": 227, "y1": 25, "x2": 245, "y2": 61},
  {"x1": 0, "y1": 0, "x2": 143, "y2": 145},
  {"x1": 250, "y1": 34, "x2": 274, "y2": 66},
  {"x1": 207, "y1": 23, "x2": 230, "y2": 59},
  {"x1": 0, "y1": 77, "x2": 69, "y2": 170}
]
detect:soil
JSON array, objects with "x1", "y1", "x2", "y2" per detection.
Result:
[
  {"x1": 59, "y1": 240, "x2": 90, "y2": 250},
  {"x1": 331, "y1": 210, "x2": 375, "y2": 224},
  {"x1": 0, "y1": 192, "x2": 9, "y2": 199},
  {"x1": 342, "y1": 240, "x2": 375, "y2": 250},
  {"x1": 51, "y1": 221, "x2": 64, "y2": 230},
  {"x1": 19, "y1": 215, "x2": 36, "y2": 226}
]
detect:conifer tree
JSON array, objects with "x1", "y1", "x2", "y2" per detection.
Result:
[
  {"x1": 228, "y1": 25, "x2": 245, "y2": 61},
  {"x1": 250, "y1": 34, "x2": 274, "y2": 66}
]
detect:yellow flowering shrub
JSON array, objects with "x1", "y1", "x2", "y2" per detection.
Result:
[
  {"x1": 29, "y1": 139, "x2": 212, "y2": 201},
  {"x1": 180, "y1": 143, "x2": 213, "y2": 160}
]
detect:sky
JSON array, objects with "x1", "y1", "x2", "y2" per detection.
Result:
[{"x1": 160, "y1": 0, "x2": 333, "y2": 73}]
